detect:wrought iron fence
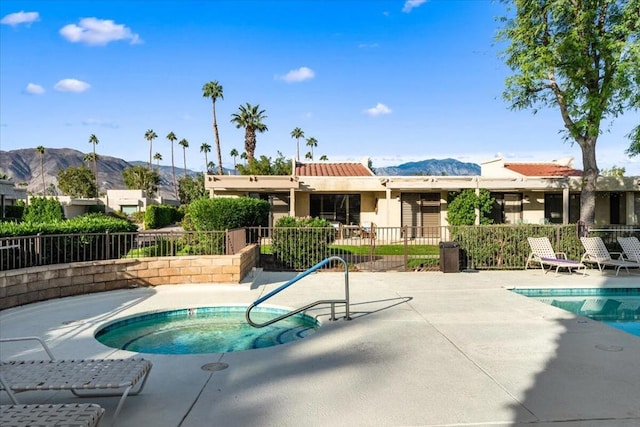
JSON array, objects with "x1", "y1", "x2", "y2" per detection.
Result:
[
  {"x1": 586, "y1": 226, "x2": 640, "y2": 251},
  {"x1": 0, "y1": 230, "x2": 234, "y2": 271},
  {"x1": 2, "y1": 223, "x2": 613, "y2": 273}
]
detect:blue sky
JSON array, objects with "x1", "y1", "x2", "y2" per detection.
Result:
[{"x1": 1, "y1": 0, "x2": 639, "y2": 175}]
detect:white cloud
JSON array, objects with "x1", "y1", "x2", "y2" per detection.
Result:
[
  {"x1": 24, "y1": 83, "x2": 45, "y2": 95},
  {"x1": 54, "y1": 79, "x2": 91, "y2": 93},
  {"x1": 402, "y1": 0, "x2": 428, "y2": 13},
  {"x1": 277, "y1": 66, "x2": 315, "y2": 83},
  {"x1": 60, "y1": 17, "x2": 142, "y2": 46},
  {"x1": 82, "y1": 118, "x2": 118, "y2": 128},
  {"x1": 1, "y1": 11, "x2": 40, "y2": 27},
  {"x1": 364, "y1": 103, "x2": 392, "y2": 117}
]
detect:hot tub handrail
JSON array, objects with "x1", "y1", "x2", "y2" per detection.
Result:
[{"x1": 246, "y1": 256, "x2": 350, "y2": 328}]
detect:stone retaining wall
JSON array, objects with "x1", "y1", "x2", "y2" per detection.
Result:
[{"x1": 0, "y1": 244, "x2": 259, "y2": 310}]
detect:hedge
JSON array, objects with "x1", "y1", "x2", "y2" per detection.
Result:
[{"x1": 271, "y1": 217, "x2": 336, "y2": 270}]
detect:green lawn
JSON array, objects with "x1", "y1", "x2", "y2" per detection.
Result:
[{"x1": 260, "y1": 244, "x2": 439, "y2": 256}]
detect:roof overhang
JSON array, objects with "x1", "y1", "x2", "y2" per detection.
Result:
[{"x1": 205, "y1": 175, "x2": 299, "y2": 191}]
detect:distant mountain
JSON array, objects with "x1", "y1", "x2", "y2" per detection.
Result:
[
  {"x1": 0, "y1": 148, "x2": 205, "y2": 199},
  {"x1": 374, "y1": 158, "x2": 480, "y2": 176}
]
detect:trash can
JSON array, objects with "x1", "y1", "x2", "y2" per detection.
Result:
[{"x1": 439, "y1": 241, "x2": 460, "y2": 273}]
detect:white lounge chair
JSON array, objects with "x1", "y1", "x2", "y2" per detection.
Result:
[
  {"x1": 525, "y1": 237, "x2": 585, "y2": 275},
  {"x1": 580, "y1": 236, "x2": 639, "y2": 276},
  {"x1": 617, "y1": 236, "x2": 640, "y2": 263},
  {"x1": 0, "y1": 402, "x2": 104, "y2": 427},
  {"x1": 0, "y1": 337, "x2": 152, "y2": 425}
]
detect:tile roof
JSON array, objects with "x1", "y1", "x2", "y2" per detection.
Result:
[
  {"x1": 504, "y1": 163, "x2": 583, "y2": 177},
  {"x1": 295, "y1": 162, "x2": 374, "y2": 177}
]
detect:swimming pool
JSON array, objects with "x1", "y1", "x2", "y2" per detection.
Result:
[
  {"x1": 512, "y1": 288, "x2": 640, "y2": 337},
  {"x1": 95, "y1": 306, "x2": 320, "y2": 354}
]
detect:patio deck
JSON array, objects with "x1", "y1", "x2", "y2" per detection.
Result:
[{"x1": 1, "y1": 270, "x2": 639, "y2": 426}]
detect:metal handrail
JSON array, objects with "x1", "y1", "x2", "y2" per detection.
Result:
[{"x1": 246, "y1": 256, "x2": 351, "y2": 328}]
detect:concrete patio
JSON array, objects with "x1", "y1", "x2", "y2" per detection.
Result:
[{"x1": 1, "y1": 269, "x2": 639, "y2": 426}]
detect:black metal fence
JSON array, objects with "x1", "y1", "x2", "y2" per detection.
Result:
[
  {"x1": 0, "y1": 230, "x2": 232, "y2": 271},
  {"x1": 2, "y1": 224, "x2": 637, "y2": 273}
]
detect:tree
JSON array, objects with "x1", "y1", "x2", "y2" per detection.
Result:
[
  {"x1": 240, "y1": 152, "x2": 248, "y2": 166},
  {"x1": 122, "y1": 165, "x2": 160, "y2": 198},
  {"x1": 290, "y1": 127, "x2": 304, "y2": 161},
  {"x1": 305, "y1": 137, "x2": 318, "y2": 161},
  {"x1": 144, "y1": 129, "x2": 157, "y2": 169},
  {"x1": 166, "y1": 132, "x2": 178, "y2": 199},
  {"x1": 600, "y1": 165, "x2": 626, "y2": 177},
  {"x1": 230, "y1": 148, "x2": 239, "y2": 173},
  {"x1": 179, "y1": 138, "x2": 189, "y2": 178},
  {"x1": 319, "y1": 154, "x2": 328, "y2": 161},
  {"x1": 446, "y1": 189, "x2": 494, "y2": 226},
  {"x1": 57, "y1": 165, "x2": 97, "y2": 198},
  {"x1": 35, "y1": 146, "x2": 45, "y2": 196},
  {"x1": 305, "y1": 152, "x2": 313, "y2": 160},
  {"x1": 498, "y1": 0, "x2": 640, "y2": 225},
  {"x1": 153, "y1": 152, "x2": 163, "y2": 170},
  {"x1": 230, "y1": 103, "x2": 268, "y2": 163},
  {"x1": 207, "y1": 161, "x2": 215, "y2": 174},
  {"x1": 88, "y1": 134, "x2": 99, "y2": 197},
  {"x1": 200, "y1": 142, "x2": 212, "y2": 173},
  {"x1": 83, "y1": 152, "x2": 99, "y2": 196},
  {"x1": 178, "y1": 174, "x2": 207, "y2": 205},
  {"x1": 202, "y1": 81, "x2": 225, "y2": 175},
  {"x1": 237, "y1": 151, "x2": 292, "y2": 175}
]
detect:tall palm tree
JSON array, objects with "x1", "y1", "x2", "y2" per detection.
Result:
[
  {"x1": 200, "y1": 142, "x2": 212, "y2": 173},
  {"x1": 166, "y1": 132, "x2": 178, "y2": 199},
  {"x1": 88, "y1": 134, "x2": 99, "y2": 197},
  {"x1": 230, "y1": 103, "x2": 268, "y2": 163},
  {"x1": 153, "y1": 152, "x2": 163, "y2": 170},
  {"x1": 202, "y1": 81, "x2": 224, "y2": 175},
  {"x1": 240, "y1": 152, "x2": 248, "y2": 167},
  {"x1": 290, "y1": 127, "x2": 304, "y2": 162},
  {"x1": 179, "y1": 138, "x2": 189, "y2": 178},
  {"x1": 35, "y1": 146, "x2": 45, "y2": 195},
  {"x1": 207, "y1": 161, "x2": 215, "y2": 174},
  {"x1": 144, "y1": 129, "x2": 158, "y2": 169},
  {"x1": 306, "y1": 137, "x2": 318, "y2": 161},
  {"x1": 229, "y1": 148, "x2": 239, "y2": 173}
]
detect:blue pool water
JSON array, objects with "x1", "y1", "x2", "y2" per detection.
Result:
[
  {"x1": 95, "y1": 306, "x2": 319, "y2": 354},
  {"x1": 512, "y1": 288, "x2": 640, "y2": 338}
]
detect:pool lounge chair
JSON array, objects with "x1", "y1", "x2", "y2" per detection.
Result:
[
  {"x1": 525, "y1": 237, "x2": 586, "y2": 275},
  {"x1": 617, "y1": 236, "x2": 640, "y2": 264},
  {"x1": 0, "y1": 401, "x2": 104, "y2": 427},
  {"x1": 580, "y1": 236, "x2": 639, "y2": 276},
  {"x1": 0, "y1": 336, "x2": 152, "y2": 425}
]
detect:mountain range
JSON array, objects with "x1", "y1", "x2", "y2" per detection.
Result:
[{"x1": 0, "y1": 148, "x2": 481, "y2": 197}]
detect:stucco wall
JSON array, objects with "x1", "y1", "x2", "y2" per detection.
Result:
[{"x1": 0, "y1": 244, "x2": 259, "y2": 310}]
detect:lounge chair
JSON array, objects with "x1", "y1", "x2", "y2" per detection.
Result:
[
  {"x1": 525, "y1": 237, "x2": 585, "y2": 275},
  {"x1": 360, "y1": 222, "x2": 376, "y2": 239},
  {"x1": 0, "y1": 336, "x2": 152, "y2": 425},
  {"x1": 580, "y1": 236, "x2": 639, "y2": 276},
  {"x1": 0, "y1": 402, "x2": 104, "y2": 427},
  {"x1": 617, "y1": 236, "x2": 640, "y2": 263}
]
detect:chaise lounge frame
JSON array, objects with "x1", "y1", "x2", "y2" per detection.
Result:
[
  {"x1": 580, "y1": 236, "x2": 640, "y2": 276},
  {"x1": 525, "y1": 237, "x2": 586, "y2": 275},
  {"x1": 0, "y1": 336, "x2": 152, "y2": 425},
  {"x1": 0, "y1": 401, "x2": 104, "y2": 427}
]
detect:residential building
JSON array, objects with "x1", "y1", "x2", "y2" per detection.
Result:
[{"x1": 204, "y1": 157, "x2": 640, "y2": 228}]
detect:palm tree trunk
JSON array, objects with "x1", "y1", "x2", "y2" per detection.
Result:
[
  {"x1": 171, "y1": 142, "x2": 177, "y2": 199},
  {"x1": 183, "y1": 148, "x2": 187, "y2": 178},
  {"x1": 93, "y1": 145, "x2": 98, "y2": 199},
  {"x1": 40, "y1": 155, "x2": 45, "y2": 196},
  {"x1": 213, "y1": 101, "x2": 223, "y2": 175},
  {"x1": 245, "y1": 128, "x2": 256, "y2": 163}
]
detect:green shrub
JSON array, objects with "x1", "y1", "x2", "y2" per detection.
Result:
[
  {"x1": 446, "y1": 189, "x2": 494, "y2": 225},
  {"x1": 450, "y1": 224, "x2": 582, "y2": 269},
  {"x1": 183, "y1": 197, "x2": 269, "y2": 231},
  {"x1": 23, "y1": 197, "x2": 65, "y2": 223},
  {"x1": 144, "y1": 204, "x2": 180, "y2": 229},
  {"x1": 271, "y1": 216, "x2": 336, "y2": 270}
]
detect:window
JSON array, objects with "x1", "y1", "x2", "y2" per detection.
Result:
[
  {"x1": 310, "y1": 194, "x2": 361, "y2": 224},
  {"x1": 490, "y1": 193, "x2": 523, "y2": 224},
  {"x1": 544, "y1": 193, "x2": 580, "y2": 224}
]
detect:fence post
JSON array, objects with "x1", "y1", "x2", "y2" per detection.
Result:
[
  {"x1": 105, "y1": 231, "x2": 110, "y2": 260},
  {"x1": 403, "y1": 226, "x2": 408, "y2": 271},
  {"x1": 36, "y1": 232, "x2": 42, "y2": 266}
]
